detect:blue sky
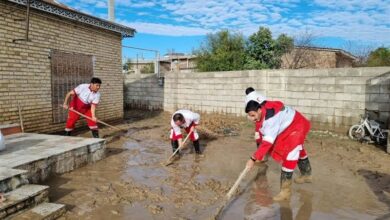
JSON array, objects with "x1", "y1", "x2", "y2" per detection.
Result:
[{"x1": 58, "y1": 0, "x2": 390, "y2": 59}]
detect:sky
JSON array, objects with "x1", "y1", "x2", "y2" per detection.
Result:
[{"x1": 57, "y1": 0, "x2": 390, "y2": 60}]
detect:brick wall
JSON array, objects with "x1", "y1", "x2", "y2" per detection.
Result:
[
  {"x1": 0, "y1": 2, "x2": 123, "y2": 133},
  {"x1": 124, "y1": 73, "x2": 163, "y2": 110},
  {"x1": 281, "y1": 49, "x2": 352, "y2": 69},
  {"x1": 163, "y1": 67, "x2": 390, "y2": 132}
]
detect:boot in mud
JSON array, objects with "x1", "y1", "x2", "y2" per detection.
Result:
[
  {"x1": 193, "y1": 140, "x2": 204, "y2": 157},
  {"x1": 170, "y1": 140, "x2": 181, "y2": 160},
  {"x1": 273, "y1": 171, "x2": 293, "y2": 201},
  {"x1": 91, "y1": 130, "x2": 99, "y2": 138},
  {"x1": 193, "y1": 140, "x2": 201, "y2": 154},
  {"x1": 171, "y1": 140, "x2": 181, "y2": 156},
  {"x1": 171, "y1": 140, "x2": 179, "y2": 152},
  {"x1": 294, "y1": 158, "x2": 312, "y2": 184}
]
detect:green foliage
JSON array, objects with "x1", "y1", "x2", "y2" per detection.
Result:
[
  {"x1": 123, "y1": 58, "x2": 133, "y2": 71},
  {"x1": 245, "y1": 27, "x2": 293, "y2": 69},
  {"x1": 140, "y1": 63, "x2": 155, "y2": 74},
  {"x1": 194, "y1": 30, "x2": 247, "y2": 72},
  {"x1": 366, "y1": 47, "x2": 390, "y2": 67},
  {"x1": 194, "y1": 27, "x2": 293, "y2": 72}
]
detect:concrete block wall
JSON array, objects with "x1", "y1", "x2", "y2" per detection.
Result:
[
  {"x1": 124, "y1": 73, "x2": 164, "y2": 110},
  {"x1": 0, "y1": 2, "x2": 124, "y2": 133},
  {"x1": 164, "y1": 67, "x2": 390, "y2": 132}
]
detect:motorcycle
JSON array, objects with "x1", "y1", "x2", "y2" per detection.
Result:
[{"x1": 349, "y1": 109, "x2": 388, "y2": 145}]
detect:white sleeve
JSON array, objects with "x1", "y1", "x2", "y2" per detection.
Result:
[
  {"x1": 171, "y1": 119, "x2": 182, "y2": 135},
  {"x1": 92, "y1": 93, "x2": 100, "y2": 105},
  {"x1": 73, "y1": 84, "x2": 84, "y2": 95},
  {"x1": 192, "y1": 112, "x2": 200, "y2": 125}
]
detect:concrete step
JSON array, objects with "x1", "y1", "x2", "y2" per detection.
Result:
[
  {"x1": 0, "y1": 184, "x2": 49, "y2": 219},
  {"x1": 0, "y1": 168, "x2": 29, "y2": 193},
  {"x1": 9, "y1": 203, "x2": 66, "y2": 220},
  {"x1": 0, "y1": 133, "x2": 106, "y2": 184}
]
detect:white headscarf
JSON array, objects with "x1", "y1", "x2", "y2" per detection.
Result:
[{"x1": 245, "y1": 91, "x2": 267, "y2": 106}]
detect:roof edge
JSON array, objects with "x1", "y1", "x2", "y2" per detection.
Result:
[
  {"x1": 8, "y1": 0, "x2": 136, "y2": 38},
  {"x1": 295, "y1": 46, "x2": 357, "y2": 60}
]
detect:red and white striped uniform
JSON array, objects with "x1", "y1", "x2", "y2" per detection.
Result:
[
  {"x1": 170, "y1": 110, "x2": 200, "y2": 141},
  {"x1": 65, "y1": 84, "x2": 101, "y2": 131},
  {"x1": 252, "y1": 101, "x2": 311, "y2": 172}
]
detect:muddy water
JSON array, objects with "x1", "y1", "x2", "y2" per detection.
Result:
[{"x1": 46, "y1": 112, "x2": 390, "y2": 220}]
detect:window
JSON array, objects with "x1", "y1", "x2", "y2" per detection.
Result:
[{"x1": 51, "y1": 50, "x2": 94, "y2": 123}]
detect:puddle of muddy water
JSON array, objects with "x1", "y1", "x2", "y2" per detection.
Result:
[{"x1": 45, "y1": 124, "x2": 390, "y2": 220}]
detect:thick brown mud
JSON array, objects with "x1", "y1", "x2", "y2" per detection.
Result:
[{"x1": 46, "y1": 111, "x2": 390, "y2": 220}]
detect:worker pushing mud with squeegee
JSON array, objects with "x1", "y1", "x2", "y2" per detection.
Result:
[
  {"x1": 244, "y1": 87, "x2": 313, "y2": 201},
  {"x1": 62, "y1": 77, "x2": 102, "y2": 138},
  {"x1": 170, "y1": 109, "x2": 202, "y2": 157}
]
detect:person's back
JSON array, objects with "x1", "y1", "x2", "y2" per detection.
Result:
[{"x1": 169, "y1": 109, "x2": 202, "y2": 155}]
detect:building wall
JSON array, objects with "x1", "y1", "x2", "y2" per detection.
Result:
[
  {"x1": 281, "y1": 49, "x2": 354, "y2": 69},
  {"x1": 0, "y1": 2, "x2": 123, "y2": 133},
  {"x1": 336, "y1": 53, "x2": 354, "y2": 68},
  {"x1": 163, "y1": 67, "x2": 390, "y2": 133},
  {"x1": 124, "y1": 73, "x2": 163, "y2": 110}
]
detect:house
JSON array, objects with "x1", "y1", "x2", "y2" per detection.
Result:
[
  {"x1": 0, "y1": 0, "x2": 135, "y2": 133},
  {"x1": 125, "y1": 53, "x2": 197, "y2": 75},
  {"x1": 281, "y1": 46, "x2": 358, "y2": 69},
  {"x1": 125, "y1": 46, "x2": 357, "y2": 75}
]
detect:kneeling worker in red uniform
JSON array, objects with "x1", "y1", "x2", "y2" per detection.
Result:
[
  {"x1": 244, "y1": 93, "x2": 312, "y2": 201},
  {"x1": 63, "y1": 77, "x2": 102, "y2": 138},
  {"x1": 170, "y1": 109, "x2": 202, "y2": 155}
]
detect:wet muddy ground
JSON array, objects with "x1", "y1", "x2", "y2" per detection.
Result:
[{"x1": 46, "y1": 110, "x2": 390, "y2": 220}]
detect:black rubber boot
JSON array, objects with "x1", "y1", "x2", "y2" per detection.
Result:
[
  {"x1": 193, "y1": 140, "x2": 201, "y2": 154},
  {"x1": 65, "y1": 131, "x2": 72, "y2": 136},
  {"x1": 295, "y1": 158, "x2": 312, "y2": 184},
  {"x1": 91, "y1": 130, "x2": 99, "y2": 138},
  {"x1": 273, "y1": 170, "x2": 293, "y2": 201},
  {"x1": 298, "y1": 158, "x2": 312, "y2": 175},
  {"x1": 171, "y1": 140, "x2": 179, "y2": 153}
]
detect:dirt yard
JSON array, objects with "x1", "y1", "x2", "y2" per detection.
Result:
[{"x1": 45, "y1": 110, "x2": 390, "y2": 220}]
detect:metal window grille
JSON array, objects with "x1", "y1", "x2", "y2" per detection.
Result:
[{"x1": 51, "y1": 50, "x2": 94, "y2": 123}]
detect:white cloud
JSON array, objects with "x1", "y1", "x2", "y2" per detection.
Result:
[
  {"x1": 118, "y1": 20, "x2": 211, "y2": 36},
  {"x1": 58, "y1": 0, "x2": 390, "y2": 45}
]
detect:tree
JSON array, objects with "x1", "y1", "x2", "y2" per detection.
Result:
[
  {"x1": 194, "y1": 30, "x2": 246, "y2": 72},
  {"x1": 123, "y1": 58, "x2": 133, "y2": 71},
  {"x1": 342, "y1": 41, "x2": 374, "y2": 67},
  {"x1": 245, "y1": 27, "x2": 293, "y2": 69},
  {"x1": 366, "y1": 47, "x2": 390, "y2": 67},
  {"x1": 140, "y1": 63, "x2": 155, "y2": 73},
  {"x1": 281, "y1": 30, "x2": 316, "y2": 69}
]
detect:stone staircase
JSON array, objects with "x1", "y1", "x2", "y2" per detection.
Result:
[
  {"x1": 0, "y1": 133, "x2": 107, "y2": 219},
  {"x1": 0, "y1": 168, "x2": 65, "y2": 220}
]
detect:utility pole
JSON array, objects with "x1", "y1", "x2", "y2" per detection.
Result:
[{"x1": 122, "y1": 45, "x2": 160, "y2": 77}]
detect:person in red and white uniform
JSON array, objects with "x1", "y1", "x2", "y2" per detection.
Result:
[
  {"x1": 170, "y1": 109, "x2": 202, "y2": 155},
  {"x1": 245, "y1": 87, "x2": 267, "y2": 148},
  {"x1": 63, "y1": 77, "x2": 102, "y2": 138},
  {"x1": 244, "y1": 88, "x2": 312, "y2": 201}
]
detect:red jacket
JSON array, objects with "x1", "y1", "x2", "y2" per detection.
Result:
[{"x1": 252, "y1": 101, "x2": 310, "y2": 162}]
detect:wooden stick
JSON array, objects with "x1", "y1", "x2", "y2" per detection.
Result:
[
  {"x1": 213, "y1": 166, "x2": 251, "y2": 219},
  {"x1": 165, "y1": 130, "x2": 193, "y2": 165},
  {"x1": 17, "y1": 101, "x2": 24, "y2": 133},
  {"x1": 61, "y1": 105, "x2": 124, "y2": 132}
]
